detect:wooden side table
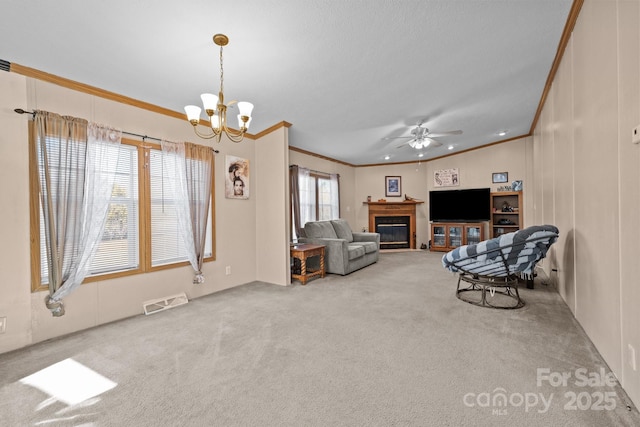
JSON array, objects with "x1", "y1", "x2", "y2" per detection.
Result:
[{"x1": 290, "y1": 243, "x2": 326, "y2": 285}]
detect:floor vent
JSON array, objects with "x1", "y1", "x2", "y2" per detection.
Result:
[{"x1": 143, "y1": 292, "x2": 188, "y2": 315}]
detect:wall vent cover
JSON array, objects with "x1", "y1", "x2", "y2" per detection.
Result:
[{"x1": 143, "y1": 292, "x2": 188, "y2": 315}]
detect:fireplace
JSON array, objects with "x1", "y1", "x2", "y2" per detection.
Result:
[
  {"x1": 375, "y1": 216, "x2": 410, "y2": 249},
  {"x1": 365, "y1": 200, "x2": 423, "y2": 249}
]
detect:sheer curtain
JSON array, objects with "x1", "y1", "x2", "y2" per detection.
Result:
[
  {"x1": 161, "y1": 140, "x2": 213, "y2": 283},
  {"x1": 36, "y1": 111, "x2": 121, "y2": 316},
  {"x1": 290, "y1": 165, "x2": 313, "y2": 240},
  {"x1": 329, "y1": 173, "x2": 340, "y2": 219}
]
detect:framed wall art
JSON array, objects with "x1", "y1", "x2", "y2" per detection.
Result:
[
  {"x1": 225, "y1": 155, "x2": 250, "y2": 199},
  {"x1": 434, "y1": 168, "x2": 459, "y2": 187},
  {"x1": 385, "y1": 176, "x2": 401, "y2": 197},
  {"x1": 492, "y1": 172, "x2": 508, "y2": 183}
]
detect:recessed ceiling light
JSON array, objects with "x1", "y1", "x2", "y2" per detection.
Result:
[
  {"x1": 418, "y1": 153, "x2": 424, "y2": 158},
  {"x1": 448, "y1": 145, "x2": 454, "y2": 150},
  {"x1": 384, "y1": 155, "x2": 390, "y2": 160},
  {"x1": 497, "y1": 130, "x2": 508, "y2": 136}
]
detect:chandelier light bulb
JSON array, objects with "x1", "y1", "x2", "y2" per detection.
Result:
[
  {"x1": 200, "y1": 93, "x2": 218, "y2": 112},
  {"x1": 237, "y1": 102, "x2": 254, "y2": 118},
  {"x1": 184, "y1": 105, "x2": 202, "y2": 124},
  {"x1": 211, "y1": 114, "x2": 221, "y2": 130}
]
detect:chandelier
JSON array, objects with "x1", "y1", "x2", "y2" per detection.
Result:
[{"x1": 184, "y1": 34, "x2": 254, "y2": 143}]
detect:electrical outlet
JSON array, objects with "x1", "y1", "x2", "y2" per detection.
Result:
[
  {"x1": 225, "y1": 266, "x2": 231, "y2": 275},
  {"x1": 633, "y1": 125, "x2": 640, "y2": 144},
  {"x1": 629, "y1": 344, "x2": 637, "y2": 371},
  {"x1": 0, "y1": 317, "x2": 6, "y2": 334}
]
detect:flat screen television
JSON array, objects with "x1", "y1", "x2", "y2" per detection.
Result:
[{"x1": 429, "y1": 188, "x2": 491, "y2": 222}]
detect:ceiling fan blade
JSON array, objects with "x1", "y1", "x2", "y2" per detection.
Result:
[
  {"x1": 425, "y1": 138, "x2": 442, "y2": 147},
  {"x1": 396, "y1": 138, "x2": 418, "y2": 148},
  {"x1": 383, "y1": 136, "x2": 416, "y2": 140},
  {"x1": 426, "y1": 130, "x2": 463, "y2": 137}
]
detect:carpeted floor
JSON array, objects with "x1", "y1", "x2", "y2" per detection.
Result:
[{"x1": 1, "y1": 251, "x2": 638, "y2": 426}]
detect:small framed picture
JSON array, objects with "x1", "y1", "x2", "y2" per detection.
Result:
[
  {"x1": 492, "y1": 172, "x2": 508, "y2": 183},
  {"x1": 385, "y1": 176, "x2": 402, "y2": 197}
]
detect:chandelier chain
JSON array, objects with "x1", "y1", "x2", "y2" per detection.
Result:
[{"x1": 219, "y1": 45, "x2": 224, "y2": 95}]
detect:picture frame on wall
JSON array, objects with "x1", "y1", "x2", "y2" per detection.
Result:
[
  {"x1": 385, "y1": 176, "x2": 401, "y2": 197},
  {"x1": 434, "y1": 168, "x2": 460, "y2": 187},
  {"x1": 512, "y1": 180, "x2": 523, "y2": 191},
  {"x1": 225, "y1": 155, "x2": 250, "y2": 199},
  {"x1": 492, "y1": 172, "x2": 508, "y2": 183}
]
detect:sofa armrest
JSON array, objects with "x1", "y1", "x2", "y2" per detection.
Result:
[
  {"x1": 298, "y1": 237, "x2": 350, "y2": 273},
  {"x1": 352, "y1": 232, "x2": 380, "y2": 248}
]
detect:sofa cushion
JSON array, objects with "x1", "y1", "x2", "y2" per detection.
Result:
[
  {"x1": 347, "y1": 244, "x2": 365, "y2": 260},
  {"x1": 331, "y1": 219, "x2": 354, "y2": 242},
  {"x1": 304, "y1": 221, "x2": 338, "y2": 239},
  {"x1": 359, "y1": 241, "x2": 378, "y2": 254}
]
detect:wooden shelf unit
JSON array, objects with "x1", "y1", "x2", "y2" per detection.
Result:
[{"x1": 490, "y1": 191, "x2": 523, "y2": 238}]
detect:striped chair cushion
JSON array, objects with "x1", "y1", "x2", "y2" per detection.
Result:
[{"x1": 442, "y1": 225, "x2": 559, "y2": 278}]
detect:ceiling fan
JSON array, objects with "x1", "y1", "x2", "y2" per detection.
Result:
[{"x1": 385, "y1": 121, "x2": 462, "y2": 149}]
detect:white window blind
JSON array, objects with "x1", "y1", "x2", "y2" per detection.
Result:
[
  {"x1": 149, "y1": 150, "x2": 212, "y2": 267},
  {"x1": 39, "y1": 142, "x2": 139, "y2": 283},
  {"x1": 89, "y1": 143, "x2": 139, "y2": 275},
  {"x1": 300, "y1": 174, "x2": 316, "y2": 220},
  {"x1": 317, "y1": 177, "x2": 333, "y2": 220}
]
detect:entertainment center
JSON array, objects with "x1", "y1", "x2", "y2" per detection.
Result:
[
  {"x1": 428, "y1": 188, "x2": 523, "y2": 252},
  {"x1": 430, "y1": 222, "x2": 484, "y2": 252}
]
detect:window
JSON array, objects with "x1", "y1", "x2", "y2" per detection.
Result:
[
  {"x1": 316, "y1": 175, "x2": 335, "y2": 221},
  {"x1": 148, "y1": 150, "x2": 212, "y2": 267},
  {"x1": 30, "y1": 136, "x2": 215, "y2": 291},
  {"x1": 91, "y1": 143, "x2": 140, "y2": 275},
  {"x1": 290, "y1": 166, "x2": 340, "y2": 240},
  {"x1": 307, "y1": 174, "x2": 337, "y2": 221}
]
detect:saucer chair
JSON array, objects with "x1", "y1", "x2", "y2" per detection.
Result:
[{"x1": 442, "y1": 225, "x2": 559, "y2": 309}]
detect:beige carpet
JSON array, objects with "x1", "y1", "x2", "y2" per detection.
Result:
[{"x1": 0, "y1": 251, "x2": 638, "y2": 426}]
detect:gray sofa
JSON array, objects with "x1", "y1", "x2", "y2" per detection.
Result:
[{"x1": 298, "y1": 219, "x2": 380, "y2": 275}]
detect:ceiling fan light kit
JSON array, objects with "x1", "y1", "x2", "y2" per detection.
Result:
[{"x1": 184, "y1": 34, "x2": 254, "y2": 143}]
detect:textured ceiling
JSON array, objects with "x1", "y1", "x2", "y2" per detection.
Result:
[{"x1": 0, "y1": 0, "x2": 573, "y2": 165}]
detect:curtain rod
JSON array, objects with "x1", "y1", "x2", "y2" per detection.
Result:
[
  {"x1": 290, "y1": 164, "x2": 340, "y2": 178},
  {"x1": 289, "y1": 165, "x2": 340, "y2": 178},
  {"x1": 14, "y1": 108, "x2": 219, "y2": 153}
]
